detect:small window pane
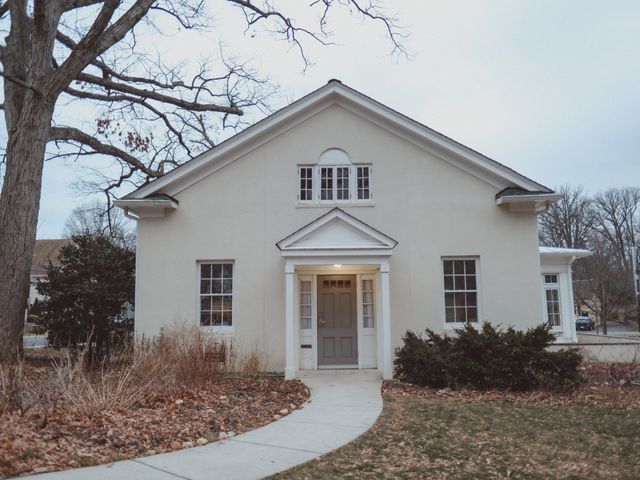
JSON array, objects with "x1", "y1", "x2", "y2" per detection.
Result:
[
  {"x1": 200, "y1": 296, "x2": 211, "y2": 311},
  {"x1": 453, "y1": 260, "x2": 465, "y2": 275},
  {"x1": 212, "y1": 279, "x2": 222, "y2": 294},
  {"x1": 466, "y1": 292, "x2": 477, "y2": 308},
  {"x1": 212, "y1": 296, "x2": 223, "y2": 311},
  {"x1": 467, "y1": 307, "x2": 478, "y2": 323},
  {"x1": 223, "y1": 279, "x2": 233, "y2": 294},
  {"x1": 465, "y1": 260, "x2": 476, "y2": 274},
  {"x1": 211, "y1": 264, "x2": 222, "y2": 278},
  {"x1": 443, "y1": 260, "x2": 453, "y2": 274},
  {"x1": 223, "y1": 264, "x2": 233, "y2": 278},
  {"x1": 200, "y1": 280, "x2": 211, "y2": 294},
  {"x1": 465, "y1": 276, "x2": 476, "y2": 290},
  {"x1": 445, "y1": 292, "x2": 454, "y2": 307},
  {"x1": 201, "y1": 264, "x2": 211, "y2": 278},
  {"x1": 445, "y1": 307, "x2": 455, "y2": 323},
  {"x1": 200, "y1": 311, "x2": 211, "y2": 326},
  {"x1": 454, "y1": 276, "x2": 465, "y2": 290},
  {"x1": 444, "y1": 275, "x2": 454, "y2": 290}
]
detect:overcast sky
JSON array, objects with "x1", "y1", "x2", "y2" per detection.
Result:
[{"x1": 35, "y1": 0, "x2": 640, "y2": 238}]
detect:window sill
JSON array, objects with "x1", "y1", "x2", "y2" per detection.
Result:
[
  {"x1": 443, "y1": 322, "x2": 480, "y2": 330},
  {"x1": 296, "y1": 201, "x2": 375, "y2": 208},
  {"x1": 200, "y1": 326, "x2": 234, "y2": 336}
]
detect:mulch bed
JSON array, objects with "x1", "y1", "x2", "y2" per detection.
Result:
[{"x1": 1, "y1": 376, "x2": 309, "y2": 478}]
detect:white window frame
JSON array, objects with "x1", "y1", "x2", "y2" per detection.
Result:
[
  {"x1": 543, "y1": 273, "x2": 562, "y2": 329},
  {"x1": 299, "y1": 276, "x2": 313, "y2": 330},
  {"x1": 197, "y1": 260, "x2": 235, "y2": 334},
  {"x1": 442, "y1": 257, "x2": 481, "y2": 327},
  {"x1": 298, "y1": 166, "x2": 314, "y2": 202},
  {"x1": 296, "y1": 164, "x2": 374, "y2": 207}
]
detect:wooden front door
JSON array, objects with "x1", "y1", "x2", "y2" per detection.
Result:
[{"x1": 317, "y1": 275, "x2": 358, "y2": 366}]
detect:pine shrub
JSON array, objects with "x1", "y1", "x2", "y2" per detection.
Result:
[{"x1": 394, "y1": 322, "x2": 583, "y2": 391}]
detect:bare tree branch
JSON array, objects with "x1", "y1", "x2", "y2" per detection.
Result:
[
  {"x1": 60, "y1": 0, "x2": 105, "y2": 12},
  {"x1": 49, "y1": 125, "x2": 162, "y2": 178},
  {"x1": 75, "y1": 71, "x2": 244, "y2": 114}
]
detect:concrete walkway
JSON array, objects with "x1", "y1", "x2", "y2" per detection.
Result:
[{"x1": 24, "y1": 370, "x2": 382, "y2": 480}]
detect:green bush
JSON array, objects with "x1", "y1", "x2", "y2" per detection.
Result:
[
  {"x1": 35, "y1": 233, "x2": 135, "y2": 360},
  {"x1": 394, "y1": 322, "x2": 583, "y2": 391}
]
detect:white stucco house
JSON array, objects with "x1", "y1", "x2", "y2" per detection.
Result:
[{"x1": 115, "y1": 80, "x2": 589, "y2": 379}]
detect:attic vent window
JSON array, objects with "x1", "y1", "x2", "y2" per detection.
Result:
[{"x1": 297, "y1": 148, "x2": 372, "y2": 205}]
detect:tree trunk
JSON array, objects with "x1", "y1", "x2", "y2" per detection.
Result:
[{"x1": 0, "y1": 96, "x2": 54, "y2": 363}]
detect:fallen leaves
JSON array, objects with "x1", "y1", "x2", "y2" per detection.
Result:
[{"x1": 1, "y1": 376, "x2": 309, "y2": 478}]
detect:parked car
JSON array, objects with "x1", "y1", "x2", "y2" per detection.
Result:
[{"x1": 575, "y1": 316, "x2": 595, "y2": 331}]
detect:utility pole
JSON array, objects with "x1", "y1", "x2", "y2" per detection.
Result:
[{"x1": 632, "y1": 245, "x2": 640, "y2": 332}]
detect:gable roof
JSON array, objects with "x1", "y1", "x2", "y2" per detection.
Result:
[
  {"x1": 277, "y1": 208, "x2": 397, "y2": 257},
  {"x1": 122, "y1": 80, "x2": 552, "y2": 201},
  {"x1": 31, "y1": 239, "x2": 71, "y2": 275}
]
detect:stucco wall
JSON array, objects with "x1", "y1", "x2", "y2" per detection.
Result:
[{"x1": 135, "y1": 104, "x2": 543, "y2": 371}]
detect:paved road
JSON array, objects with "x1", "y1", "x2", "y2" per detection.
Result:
[
  {"x1": 23, "y1": 335, "x2": 47, "y2": 348},
  {"x1": 585, "y1": 321, "x2": 639, "y2": 337}
]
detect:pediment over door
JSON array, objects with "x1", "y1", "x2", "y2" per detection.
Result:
[{"x1": 276, "y1": 208, "x2": 397, "y2": 257}]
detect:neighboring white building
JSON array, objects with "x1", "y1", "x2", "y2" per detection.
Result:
[
  {"x1": 28, "y1": 239, "x2": 71, "y2": 308},
  {"x1": 116, "y1": 80, "x2": 586, "y2": 379}
]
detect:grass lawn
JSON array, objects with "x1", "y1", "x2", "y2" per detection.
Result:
[{"x1": 275, "y1": 378, "x2": 640, "y2": 479}]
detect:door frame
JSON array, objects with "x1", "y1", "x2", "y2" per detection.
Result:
[
  {"x1": 285, "y1": 258, "x2": 392, "y2": 380},
  {"x1": 316, "y1": 274, "x2": 358, "y2": 368},
  {"x1": 294, "y1": 266, "x2": 381, "y2": 372}
]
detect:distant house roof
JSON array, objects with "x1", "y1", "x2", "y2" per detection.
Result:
[{"x1": 31, "y1": 239, "x2": 71, "y2": 276}]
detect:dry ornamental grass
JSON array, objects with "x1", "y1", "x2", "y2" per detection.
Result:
[{"x1": 0, "y1": 327, "x2": 309, "y2": 478}]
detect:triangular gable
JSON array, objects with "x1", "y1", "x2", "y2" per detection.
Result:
[
  {"x1": 122, "y1": 80, "x2": 552, "y2": 201},
  {"x1": 277, "y1": 208, "x2": 397, "y2": 257}
]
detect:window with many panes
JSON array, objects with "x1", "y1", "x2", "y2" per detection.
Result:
[
  {"x1": 298, "y1": 165, "x2": 372, "y2": 204},
  {"x1": 299, "y1": 279, "x2": 312, "y2": 329},
  {"x1": 199, "y1": 262, "x2": 233, "y2": 327},
  {"x1": 357, "y1": 166, "x2": 371, "y2": 200},
  {"x1": 362, "y1": 279, "x2": 375, "y2": 328},
  {"x1": 299, "y1": 167, "x2": 313, "y2": 201},
  {"x1": 443, "y1": 258, "x2": 478, "y2": 323},
  {"x1": 543, "y1": 274, "x2": 561, "y2": 328},
  {"x1": 320, "y1": 167, "x2": 334, "y2": 200}
]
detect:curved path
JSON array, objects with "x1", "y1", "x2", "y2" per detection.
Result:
[{"x1": 24, "y1": 370, "x2": 382, "y2": 480}]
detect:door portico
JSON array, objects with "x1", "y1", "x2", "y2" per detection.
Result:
[{"x1": 276, "y1": 208, "x2": 397, "y2": 380}]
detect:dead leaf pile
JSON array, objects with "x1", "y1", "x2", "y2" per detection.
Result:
[{"x1": 1, "y1": 376, "x2": 308, "y2": 478}]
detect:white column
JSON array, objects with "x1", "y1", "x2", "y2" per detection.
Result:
[
  {"x1": 379, "y1": 261, "x2": 393, "y2": 379},
  {"x1": 284, "y1": 264, "x2": 297, "y2": 379}
]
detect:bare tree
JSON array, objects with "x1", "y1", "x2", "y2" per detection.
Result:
[
  {"x1": 538, "y1": 185, "x2": 595, "y2": 249},
  {"x1": 574, "y1": 232, "x2": 632, "y2": 335},
  {"x1": 64, "y1": 199, "x2": 135, "y2": 249},
  {"x1": 592, "y1": 187, "x2": 640, "y2": 270},
  {"x1": 0, "y1": 1, "x2": 406, "y2": 361}
]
